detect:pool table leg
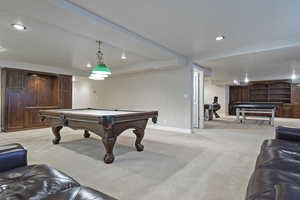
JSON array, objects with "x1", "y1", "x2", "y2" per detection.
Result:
[
  {"x1": 83, "y1": 130, "x2": 90, "y2": 138},
  {"x1": 133, "y1": 129, "x2": 145, "y2": 152},
  {"x1": 102, "y1": 136, "x2": 116, "y2": 164},
  {"x1": 52, "y1": 126, "x2": 63, "y2": 144}
]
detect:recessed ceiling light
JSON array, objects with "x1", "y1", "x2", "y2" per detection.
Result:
[
  {"x1": 216, "y1": 35, "x2": 225, "y2": 41},
  {"x1": 12, "y1": 23, "x2": 26, "y2": 31},
  {"x1": 86, "y1": 63, "x2": 92, "y2": 68}
]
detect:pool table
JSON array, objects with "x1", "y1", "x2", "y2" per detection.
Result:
[
  {"x1": 40, "y1": 108, "x2": 158, "y2": 164},
  {"x1": 233, "y1": 102, "x2": 282, "y2": 126}
]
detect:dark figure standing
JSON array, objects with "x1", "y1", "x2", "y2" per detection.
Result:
[{"x1": 212, "y1": 96, "x2": 221, "y2": 118}]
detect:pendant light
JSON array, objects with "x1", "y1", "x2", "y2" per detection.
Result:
[
  {"x1": 89, "y1": 40, "x2": 111, "y2": 80},
  {"x1": 291, "y1": 69, "x2": 297, "y2": 80},
  {"x1": 121, "y1": 49, "x2": 127, "y2": 60},
  {"x1": 244, "y1": 73, "x2": 249, "y2": 83}
]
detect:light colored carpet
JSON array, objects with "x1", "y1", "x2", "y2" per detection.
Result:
[{"x1": 1, "y1": 117, "x2": 300, "y2": 200}]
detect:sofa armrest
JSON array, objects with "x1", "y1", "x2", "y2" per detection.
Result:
[
  {"x1": 276, "y1": 126, "x2": 300, "y2": 142},
  {"x1": 0, "y1": 143, "x2": 27, "y2": 173}
]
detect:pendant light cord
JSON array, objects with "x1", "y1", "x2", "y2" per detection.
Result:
[{"x1": 96, "y1": 40, "x2": 104, "y2": 65}]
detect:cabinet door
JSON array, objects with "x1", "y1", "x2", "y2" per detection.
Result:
[
  {"x1": 282, "y1": 105, "x2": 293, "y2": 117},
  {"x1": 5, "y1": 69, "x2": 26, "y2": 130},
  {"x1": 229, "y1": 86, "x2": 249, "y2": 103},
  {"x1": 58, "y1": 75, "x2": 72, "y2": 108},
  {"x1": 240, "y1": 87, "x2": 249, "y2": 102},
  {"x1": 24, "y1": 109, "x2": 47, "y2": 128},
  {"x1": 292, "y1": 84, "x2": 300, "y2": 104},
  {"x1": 293, "y1": 105, "x2": 300, "y2": 118},
  {"x1": 6, "y1": 90, "x2": 24, "y2": 130},
  {"x1": 6, "y1": 70, "x2": 25, "y2": 89},
  {"x1": 276, "y1": 105, "x2": 293, "y2": 118},
  {"x1": 229, "y1": 86, "x2": 239, "y2": 103}
]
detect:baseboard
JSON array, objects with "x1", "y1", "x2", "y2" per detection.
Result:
[{"x1": 147, "y1": 125, "x2": 192, "y2": 134}]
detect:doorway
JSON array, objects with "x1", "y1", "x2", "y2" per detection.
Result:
[{"x1": 192, "y1": 68, "x2": 204, "y2": 129}]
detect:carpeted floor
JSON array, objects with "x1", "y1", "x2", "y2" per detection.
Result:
[{"x1": 1, "y1": 117, "x2": 300, "y2": 200}]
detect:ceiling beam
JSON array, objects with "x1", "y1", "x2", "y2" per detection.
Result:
[
  {"x1": 49, "y1": 0, "x2": 186, "y2": 60},
  {"x1": 111, "y1": 59, "x2": 184, "y2": 75},
  {"x1": 194, "y1": 41, "x2": 300, "y2": 63}
]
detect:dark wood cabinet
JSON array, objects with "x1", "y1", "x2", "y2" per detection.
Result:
[
  {"x1": 58, "y1": 75, "x2": 72, "y2": 109},
  {"x1": 229, "y1": 79, "x2": 300, "y2": 118},
  {"x1": 229, "y1": 86, "x2": 249, "y2": 115},
  {"x1": 292, "y1": 105, "x2": 300, "y2": 118},
  {"x1": 291, "y1": 84, "x2": 300, "y2": 104},
  {"x1": 1, "y1": 68, "x2": 72, "y2": 132},
  {"x1": 6, "y1": 90, "x2": 25, "y2": 130}
]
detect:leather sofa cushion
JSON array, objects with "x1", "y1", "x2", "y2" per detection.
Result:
[
  {"x1": 275, "y1": 184, "x2": 300, "y2": 200},
  {"x1": 276, "y1": 130, "x2": 300, "y2": 142},
  {"x1": 277, "y1": 126, "x2": 300, "y2": 133},
  {"x1": 0, "y1": 164, "x2": 79, "y2": 199},
  {"x1": 247, "y1": 139, "x2": 300, "y2": 200},
  {"x1": 261, "y1": 139, "x2": 300, "y2": 153},
  {"x1": 247, "y1": 146, "x2": 300, "y2": 200},
  {"x1": 247, "y1": 168, "x2": 300, "y2": 200},
  {"x1": 256, "y1": 148, "x2": 300, "y2": 168}
]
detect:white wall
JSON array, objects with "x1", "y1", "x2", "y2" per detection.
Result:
[
  {"x1": 204, "y1": 79, "x2": 227, "y2": 116},
  {"x1": 100, "y1": 67, "x2": 192, "y2": 130},
  {"x1": 72, "y1": 76, "x2": 104, "y2": 108}
]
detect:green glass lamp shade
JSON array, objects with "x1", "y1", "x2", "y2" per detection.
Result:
[{"x1": 92, "y1": 64, "x2": 111, "y2": 75}]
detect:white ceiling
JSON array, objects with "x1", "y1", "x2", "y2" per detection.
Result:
[
  {"x1": 0, "y1": 11, "x2": 154, "y2": 74},
  {"x1": 0, "y1": 0, "x2": 170, "y2": 74},
  {"x1": 1, "y1": 0, "x2": 300, "y2": 79},
  {"x1": 70, "y1": 0, "x2": 300, "y2": 57},
  {"x1": 201, "y1": 46, "x2": 300, "y2": 81}
]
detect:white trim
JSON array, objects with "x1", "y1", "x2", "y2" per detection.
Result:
[
  {"x1": 192, "y1": 66, "x2": 204, "y2": 129},
  {"x1": 193, "y1": 63, "x2": 212, "y2": 76},
  {"x1": 112, "y1": 59, "x2": 180, "y2": 75},
  {"x1": 193, "y1": 41, "x2": 300, "y2": 63},
  {"x1": 147, "y1": 124, "x2": 192, "y2": 134}
]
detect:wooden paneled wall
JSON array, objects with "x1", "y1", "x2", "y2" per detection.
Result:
[{"x1": 1, "y1": 68, "x2": 72, "y2": 132}]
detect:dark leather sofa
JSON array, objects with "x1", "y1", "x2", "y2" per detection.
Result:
[
  {"x1": 246, "y1": 126, "x2": 300, "y2": 200},
  {"x1": 0, "y1": 143, "x2": 117, "y2": 200}
]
